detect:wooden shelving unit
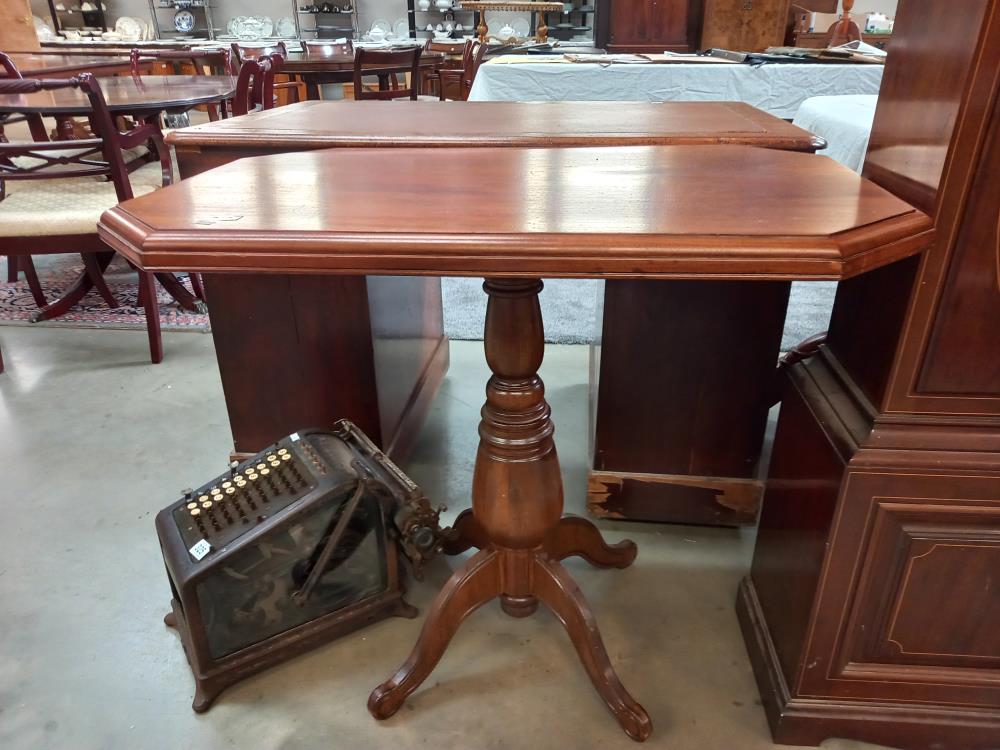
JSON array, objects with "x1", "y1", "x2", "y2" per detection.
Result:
[
  {"x1": 294, "y1": 2, "x2": 359, "y2": 40},
  {"x1": 146, "y1": 0, "x2": 218, "y2": 40},
  {"x1": 46, "y1": 0, "x2": 109, "y2": 35},
  {"x1": 407, "y1": 2, "x2": 476, "y2": 42}
]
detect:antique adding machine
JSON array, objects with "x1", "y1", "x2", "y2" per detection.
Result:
[{"x1": 156, "y1": 420, "x2": 446, "y2": 712}]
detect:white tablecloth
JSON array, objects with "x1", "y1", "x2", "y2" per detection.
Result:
[
  {"x1": 792, "y1": 94, "x2": 878, "y2": 173},
  {"x1": 468, "y1": 60, "x2": 884, "y2": 119}
]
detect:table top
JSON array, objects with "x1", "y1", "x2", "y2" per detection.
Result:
[
  {"x1": 0, "y1": 75, "x2": 236, "y2": 116},
  {"x1": 8, "y1": 53, "x2": 136, "y2": 77},
  {"x1": 165, "y1": 100, "x2": 826, "y2": 152},
  {"x1": 98, "y1": 145, "x2": 931, "y2": 281},
  {"x1": 281, "y1": 49, "x2": 446, "y2": 74}
]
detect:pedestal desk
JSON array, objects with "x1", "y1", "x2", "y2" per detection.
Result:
[
  {"x1": 167, "y1": 99, "x2": 825, "y2": 522},
  {"x1": 98, "y1": 144, "x2": 930, "y2": 741},
  {"x1": 737, "y1": 0, "x2": 1000, "y2": 746}
]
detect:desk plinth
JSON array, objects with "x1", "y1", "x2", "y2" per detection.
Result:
[{"x1": 97, "y1": 144, "x2": 931, "y2": 740}]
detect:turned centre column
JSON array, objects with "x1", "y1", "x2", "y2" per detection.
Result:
[{"x1": 474, "y1": 278, "x2": 563, "y2": 616}]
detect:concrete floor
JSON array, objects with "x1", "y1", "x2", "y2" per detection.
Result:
[{"x1": 0, "y1": 326, "x2": 890, "y2": 750}]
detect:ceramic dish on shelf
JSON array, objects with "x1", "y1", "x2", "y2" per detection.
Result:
[
  {"x1": 253, "y1": 15, "x2": 274, "y2": 37},
  {"x1": 276, "y1": 16, "x2": 296, "y2": 37},
  {"x1": 393, "y1": 19, "x2": 409, "y2": 40},
  {"x1": 115, "y1": 16, "x2": 144, "y2": 39},
  {"x1": 174, "y1": 9, "x2": 196, "y2": 33},
  {"x1": 511, "y1": 16, "x2": 530, "y2": 38},
  {"x1": 369, "y1": 18, "x2": 392, "y2": 35}
]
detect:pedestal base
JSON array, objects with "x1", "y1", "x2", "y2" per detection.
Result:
[
  {"x1": 368, "y1": 278, "x2": 650, "y2": 741},
  {"x1": 368, "y1": 544, "x2": 651, "y2": 741}
]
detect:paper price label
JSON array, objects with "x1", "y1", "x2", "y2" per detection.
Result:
[{"x1": 189, "y1": 539, "x2": 211, "y2": 561}]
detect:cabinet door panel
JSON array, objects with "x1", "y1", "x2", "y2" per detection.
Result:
[{"x1": 607, "y1": 0, "x2": 702, "y2": 52}]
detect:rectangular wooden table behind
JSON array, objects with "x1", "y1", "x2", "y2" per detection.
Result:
[{"x1": 166, "y1": 99, "x2": 825, "y2": 524}]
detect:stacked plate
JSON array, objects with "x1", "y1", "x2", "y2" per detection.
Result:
[
  {"x1": 115, "y1": 16, "x2": 150, "y2": 42},
  {"x1": 228, "y1": 15, "x2": 274, "y2": 40}
]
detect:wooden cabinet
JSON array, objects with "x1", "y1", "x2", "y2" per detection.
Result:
[
  {"x1": 0, "y1": 0, "x2": 39, "y2": 52},
  {"x1": 739, "y1": 0, "x2": 1000, "y2": 746},
  {"x1": 595, "y1": 0, "x2": 704, "y2": 53},
  {"x1": 700, "y1": 0, "x2": 791, "y2": 52}
]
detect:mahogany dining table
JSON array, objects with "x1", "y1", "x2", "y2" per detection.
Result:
[
  {"x1": 0, "y1": 74, "x2": 236, "y2": 119},
  {"x1": 164, "y1": 99, "x2": 827, "y2": 528},
  {"x1": 278, "y1": 48, "x2": 447, "y2": 99},
  {"x1": 7, "y1": 52, "x2": 138, "y2": 78},
  {"x1": 97, "y1": 143, "x2": 932, "y2": 742}
]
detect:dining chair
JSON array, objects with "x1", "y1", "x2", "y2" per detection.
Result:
[
  {"x1": 1, "y1": 51, "x2": 137, "y2": 309},
  {"x1": 352, "y1": 47, "x2": 430, "y2": 101},
  {"x1": 0, "y1": 74, "x2": 182, "y2": 363},
  {"x1": 231, "y1": 42, "x2": 302, "y2": 106},
  {"x1": 230, "y1": 57, "x2": 279, "y2": 117},
  {"x1": 431, "y1": 39, "x2": 488, "y2": 101}
]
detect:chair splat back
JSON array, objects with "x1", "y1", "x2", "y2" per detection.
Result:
[
  {"x1": 0, "y1": 75, "x2": 144, "y2": 202},
  {"x1": 231, "y1": 56, "x2": 280, "y2": 117},
  {"x1": 353, "y1": 46, "x2": 423, "y2": 101}
]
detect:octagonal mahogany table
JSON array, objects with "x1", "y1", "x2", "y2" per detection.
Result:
[{"x1": 98, "y1": 145, "x2": 932, "y2": 741}]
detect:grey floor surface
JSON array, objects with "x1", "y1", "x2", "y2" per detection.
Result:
[{"x1": 0, "y1": 327, "x2": 888, "y2": 750}]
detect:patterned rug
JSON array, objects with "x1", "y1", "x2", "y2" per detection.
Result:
[{"x1": 0, "y1": 255, "x2": 210, "y2": 332}]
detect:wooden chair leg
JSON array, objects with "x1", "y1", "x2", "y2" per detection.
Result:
[
  {"x1": 17, "y1": 256, "x2": 47, "y2": 308},
  {"x1": 81, "y1": 253, "x2": 119, "y2": 309},
  {"x1": 189, "y1": 272, "x2": 206, "y2": 302},
  {"x1": 6, "y1": 255, "x2": 17, "y2": 283},
  {"x1": 138, "y1": 270, "x2": 163, "y2": 364},
  {"x1": 0, "y1": 344, "x2": 5, "y2": 374}
]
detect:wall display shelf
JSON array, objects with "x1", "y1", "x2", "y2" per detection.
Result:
[
  {"x1": 294, "y1": 2, "x2": 359, "y2": 40},
  {"x1": 146, "y1": 0, "x2": 218, "y2": 40},
  {"x1": 550, "y1": 2, "x2": 594, "y2": 42},
  {"x1": 46, "y1": 0, "x2": 109, "y2": 35},
  {"x1": 407, "y1": 2, "x2": 477, "y2": 42}
]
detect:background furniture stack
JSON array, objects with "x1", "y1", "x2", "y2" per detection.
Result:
[{"x1": 738, "y1": 0, "x2": 1000, "y2": 747}]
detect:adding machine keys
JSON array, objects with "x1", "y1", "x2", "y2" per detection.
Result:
[{"x1": 156, "y1": 420, "x2": 446, "y2": 712}]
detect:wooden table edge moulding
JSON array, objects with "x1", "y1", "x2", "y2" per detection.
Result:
[
  {"x1": 165, "y1": 98, "x2": 826, "y2": 505},
  {"x1": 97, "y1": 144, "x2": 932, "y2": 741}
]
